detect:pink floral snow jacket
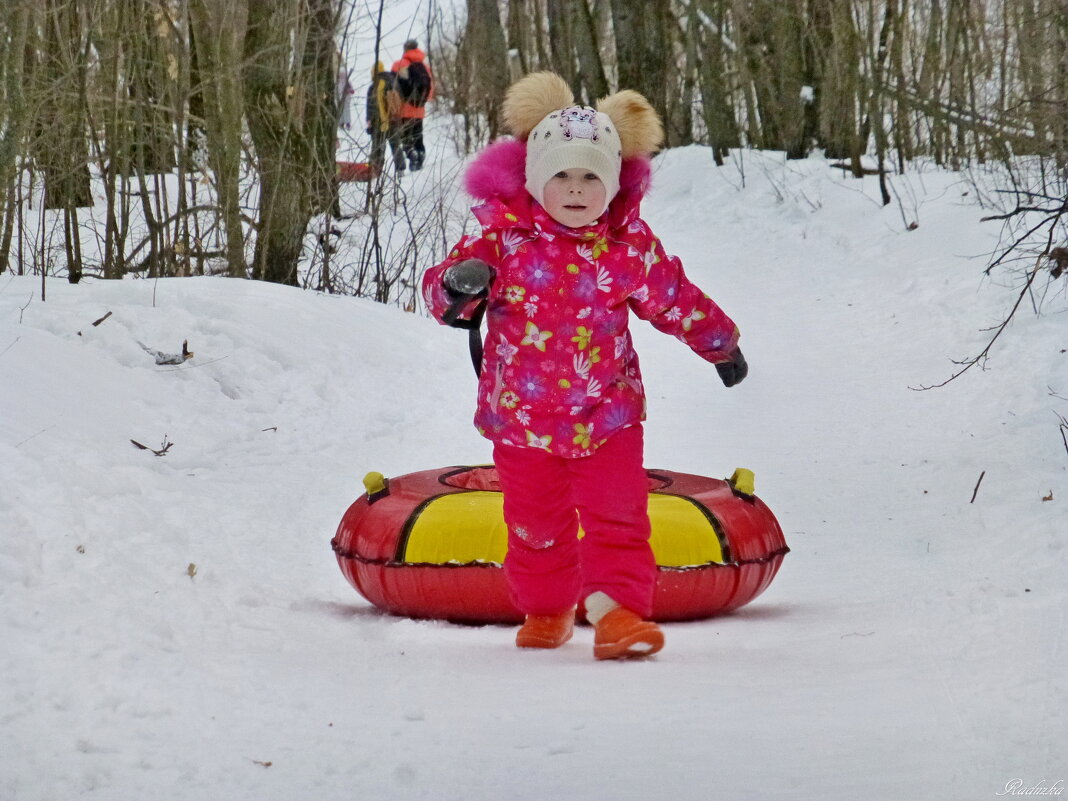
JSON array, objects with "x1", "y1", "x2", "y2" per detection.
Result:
[{"x1": 422, "y1": 139, "x2": 740, "y2": 459}]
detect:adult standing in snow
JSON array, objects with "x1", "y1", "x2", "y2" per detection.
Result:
[
  {"x1": 366, "y1": 61, "x2": 405, "y2": 174},
  {"x1": 391, "y1": 39, "x2": 433, "y2": 171},
  {"x1": 421, "y1": 73, "x2": 747, "y2": 660}
]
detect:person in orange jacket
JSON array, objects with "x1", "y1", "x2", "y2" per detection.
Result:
[{"x1": 391, "y1": 39, "x2": 433, "y2": 171}]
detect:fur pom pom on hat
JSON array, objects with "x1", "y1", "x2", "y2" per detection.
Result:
[{"x1": 501, "y1": 72, "x2": 664, "y2": 214}]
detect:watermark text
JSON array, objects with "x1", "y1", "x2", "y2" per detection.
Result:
[{"x1": 997, "y1": 779, "x2": 1064, "y2": 797}]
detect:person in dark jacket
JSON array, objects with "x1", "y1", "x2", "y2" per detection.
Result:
[{"x1": 366, "y1": 62, "x2": 406, "y2": 174}]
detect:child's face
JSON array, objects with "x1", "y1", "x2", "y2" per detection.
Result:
[{"x1": 542, "y1": 169, "x2": 607, "y2": 228}]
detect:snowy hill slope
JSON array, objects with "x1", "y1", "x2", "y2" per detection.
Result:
[{"x1": 2, "y1": 146, "x2": 1065, "y2": 800}]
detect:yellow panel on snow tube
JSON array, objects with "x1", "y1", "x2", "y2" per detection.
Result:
[
  {"x1": 404, "y1": 492, "x2": 509, "y2": 564},
  {"x1": 401, "y1": 491, "x2": 725, "y2": 568},
  {"x1": 647, "y1": 494, "x2": 725, "y2": 566}
]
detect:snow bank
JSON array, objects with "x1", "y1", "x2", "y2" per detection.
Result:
[{"x1": 2, "y1": 145, "x2": 1065, "y2": 800}]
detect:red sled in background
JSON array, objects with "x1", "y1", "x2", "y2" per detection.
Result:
[
  {"x1": 331, "y1": 465, "x2": 789, "y2": 624},
  {"x1": 336, "y1": 161, "x2": 379, "y2": 182}
]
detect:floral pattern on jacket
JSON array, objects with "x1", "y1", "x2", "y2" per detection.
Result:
[{"x1": 422, "y1": 140, "x2": 739, "y2": 458}]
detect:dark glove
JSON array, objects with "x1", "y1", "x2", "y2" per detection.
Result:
[
  {"x1": 715, "y1": 347, "x2": 748, "y2": 387},
  {"x1": 444, "y1": 259, "x2": 492, "y2": 297}
]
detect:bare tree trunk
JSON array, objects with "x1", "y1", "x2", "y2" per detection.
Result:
[
  {"x1": 869, "y1": 0, "x2": 897, "y2": 204},
  {"x1": 799, "y1": 0, "x2": 824, "y2": 156},
  {"x1": 0, "y1": 2, "x2": 33, "y2": 274},
  {"x1": 536, "y1": 0, "x2": 602, "y2": 106},
  {"x1": 944, "y1": 0, "x2": 982, "y2": 168},
  {"x1": 127, "y1": 0, "x2": 177, "y2": 174},
  {"x1": 610, "y1": 0, "x2": 672, "y2": 142},
  {"x1": 1014, "y1": 0, "x2": 1046, "y2": 155},
  {"x1": 305, "y1": 0, "x2": 341, "y2": 218},
  {"x1": 571, "y1": 0, "x2": 609, "y2": 101},
  {"x1": 694, "y1": 0, "x2": 740, "y2": 164},
  {"x1": 92, "y1": 0, "x2": 125, "y2": 278},
  {"x1": 38, "y1": 0, "x2": 93, "y2": 212},
  {"x1": 733, "y1": 0, "x2": 808, "y2": 157},
  {"x1": 533, "y1": 0, "x2": 553, "y2": 72},
  {"x1": 1053, "y1": 0, "x2": 1068, "y2": 167},
  {"x1": 242, "y1": 0, "x2": 304, "y2": 285},
  {"x1": 547, "y1": 0, "x2": 578, "y2": 94},
  {"x1": 664, "y1": 6, "x2": 692, "y2": 145},
  {"x1": 505, "y1": 0, "x2": 531, "y2": 74},
  {"x1": 185, "y1": 6, "x2": 209, "y2": 167},
  {"x1": 462, "y1": 0, "x2": 510, "y2": 138},
  {"x1": 189, "y1": 0, "x2": 248, "y2": 277},
  {"x1": 0, "y1": 180, "x2": 16, "y2": 275},
  {"x1": 243, "y1": 0, "x2": 339, "y2": 285},
  {"x1": 818, "y1": 0, "x2": 863, "y2": 169},
  {"x1": 889, "y1": 0, "x2": 912, "y2": 170},
  {"x1": 915, "y1": 0, "x2": 946, "y2": 163}
]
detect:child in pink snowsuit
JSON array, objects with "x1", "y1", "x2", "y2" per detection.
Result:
[{"x1": 422, "y1": 73, "x2": 747, "y2": 659}]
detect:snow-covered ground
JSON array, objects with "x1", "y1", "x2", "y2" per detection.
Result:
[{"x1": 2, "y1": 140, "x2": 1066, "y2": 798}]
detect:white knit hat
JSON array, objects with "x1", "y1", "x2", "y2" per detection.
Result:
[{"x1": 524, "y1": 105, "x2": 623, "y2": 216}]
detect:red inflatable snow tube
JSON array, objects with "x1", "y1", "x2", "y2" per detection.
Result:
[{"x1": 331, "y1": 465, "x2": 789, "y2": 624}]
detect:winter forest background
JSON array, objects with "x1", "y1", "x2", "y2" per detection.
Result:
[
  {"x1": 2, "y1": 2, "x2": 1067, "y2": 797},
  {"x1": 0, "y1": 0, "x2": 1066, "y2": 314}
]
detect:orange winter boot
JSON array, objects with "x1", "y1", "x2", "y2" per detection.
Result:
[
  {"x1": 516, "y1": 609, "x2": 575, "y2": 649},
  {"x1": 593, "y1": 607, "x2": 664, "y2": 660}
]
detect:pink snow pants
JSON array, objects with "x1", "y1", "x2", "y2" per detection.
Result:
[{"x1": 492, "y1": 424, "x2": 657, "y2": 618}]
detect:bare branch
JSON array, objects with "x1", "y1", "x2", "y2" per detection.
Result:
[{"x1": 911, "y1": 257, "x2": 1044, "y2": 390}]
